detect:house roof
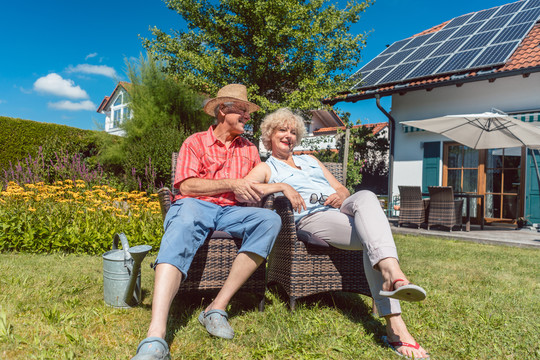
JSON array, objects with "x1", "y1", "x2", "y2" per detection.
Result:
[
  {"x1": 96, "y1": 81, "x2": 132, "y2": 113},
  {"x1": 311, "y1": 109, "x2": 346, "y2": 128},
  {"x1": 324, "y1": 2, "x2": 540, "y2": 105},
  {"x1": 313, "y1": 122, "x2": 388, "y2": 136}
]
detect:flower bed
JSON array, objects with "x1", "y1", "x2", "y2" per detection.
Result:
[{"x1": 0, "y1": 180, "x2": 163, "y2": 254}]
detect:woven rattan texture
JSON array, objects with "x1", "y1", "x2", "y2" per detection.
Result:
[
  {"x1": 427, "y1": 186, "x2": 464, "y2": 231},
  {"x1": 267, "y1": 190, "x2": 371, "y2": 309},
  {"x1": 398, "y1": 186, "x2": 427, "y2": 228}
]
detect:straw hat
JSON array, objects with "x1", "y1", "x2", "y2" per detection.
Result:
[{"x1": 203, "y1": 84, "x2": 260, "y2": 117}]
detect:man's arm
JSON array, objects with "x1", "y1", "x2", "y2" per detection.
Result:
[
  {"x1": 244, "y1": 163, "x2": 306, "y2": 213},
  {"x1": 179, "y1": 177, "x2": 264, "y2": 203}
]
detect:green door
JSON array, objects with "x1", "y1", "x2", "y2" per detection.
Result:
[
  {"x1": 525, "y1": 149, "x2": 540, "y2": 224},
  {"x1": 422, "y1": 142, "x2": 440, "y2": 193}
]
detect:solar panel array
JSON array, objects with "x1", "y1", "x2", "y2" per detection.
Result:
[{"x1": 351, "y1": 0, "x2": 540, "y2": 89}]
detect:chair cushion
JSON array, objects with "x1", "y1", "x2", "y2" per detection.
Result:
[
  {"x1": 296, "y1": 229, "x2": 330, "y2": 248},
  {"x1": 210, "y1": 231, "x2": 234, "y2": 239}
]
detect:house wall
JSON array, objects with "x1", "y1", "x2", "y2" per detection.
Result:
[{"x1": 389, "y1": 72, "x2": 540, "y2": 196}]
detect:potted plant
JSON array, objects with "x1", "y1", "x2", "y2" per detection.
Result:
[{"x1": 516, "y1": 216, "x2": 530, "y2": 229}]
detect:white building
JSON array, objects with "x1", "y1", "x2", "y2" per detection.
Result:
[
  {"x1": 325, "y1": 0, "x2": 540, "y2": 225},
  {"x1": 96, "y1": 82, "x2": 131, "y2": 136}
]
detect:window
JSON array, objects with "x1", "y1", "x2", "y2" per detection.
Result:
[{"x1": 113, "y1": 93, "x2": 123, "y2": 106}]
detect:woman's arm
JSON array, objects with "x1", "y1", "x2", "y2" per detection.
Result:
[
  {"x1": 244, "y1": 163, "x2": 306, "y2": 213},
  {"x1": 309, "y1": 155, "x2": 350, "y2": 208}
]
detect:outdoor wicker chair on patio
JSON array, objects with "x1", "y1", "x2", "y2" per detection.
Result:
[
  {"x1": 157, "y1": 152, "x2": 267, "y2": 311},
  {"x1": 427, "y1": 186, "x2": 464, "y2": 232},
  {"x1": 266, "y1": 162, "x2": 372, "y2": 311},
  {"x1": 397, "y1": 186, "x2": 429, "y2": 228}
]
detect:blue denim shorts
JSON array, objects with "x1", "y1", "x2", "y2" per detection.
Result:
[{"x1": 154, "y1": 198, "x2": 281, "y2": 279}]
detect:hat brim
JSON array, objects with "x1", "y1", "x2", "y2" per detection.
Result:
[{"x1": 203, "y1": 97, "x2": 261, "y2": 117}]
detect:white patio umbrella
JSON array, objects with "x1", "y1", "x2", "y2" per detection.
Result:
[{"x1": 401, "y1": 112, "x2": 540, "y2": 150}]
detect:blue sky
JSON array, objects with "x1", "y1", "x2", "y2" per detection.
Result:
[{"x1": 0, "y1": 0, "x2": 515, "y2": 130}]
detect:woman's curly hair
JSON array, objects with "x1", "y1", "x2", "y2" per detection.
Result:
[{"x1": 260, "y1": 108, "x2": 307, "y2": 151}]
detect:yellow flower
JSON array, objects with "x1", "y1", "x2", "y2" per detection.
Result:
[{"x1": 28, "y1": 207, "x2": 36, "y2": 212}]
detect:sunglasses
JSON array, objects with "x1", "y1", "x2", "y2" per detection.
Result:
[{"x1": 310, "y1": 193, "x2": 328, "y2": 205}]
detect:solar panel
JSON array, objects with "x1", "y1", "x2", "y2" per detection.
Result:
[
  {"x1": 425, "y1": 28, "x2": 458, "y2": 44},
  {"x1": 351, "y1": 0, "x2": 540, "y2": 90},
  {"x1": 510, "y1": 7, "x2": 540, "y2": 25},
  {"x1": 360, "y1": 54, "x2": 392, "y2": 72},
  {"x1": 495, "y1": 1, "x2": 526, "y2": 16},
  {"x1": 406, "y1": 56, "x2": 448, "y2": 78},
  {"x1": 438, "y1": 49, "x2": 483, "y2": 73},
  {"x1": 379, "y1": 61, "x2": 421, "y2": 84},
  {"x1": 405, "y1": 43, "x2": 439, "y2": 62},
  {"x1": 469, "y1": 41, "x2": 521, "y2": 67},
  {"x1": 523, "y1": 0, "x2": 540, "y2": 9},
  {"x1": 445, "y1": 13, "x2": 474, "y2": 29},
  {"x1": 493, "y1": 23, "x2": 533, "y2": 43},
  {"x1": 478, "y1": 14, "x2": 513, "y2": 32},
  {"x1": 468, "y1": 7, "x2": 498, "y2": 23},
  {"x1": 450, "y1": 22, "x2": 484, "y2": 38},
  {"x1": 430, "y1": 38, "x2": 464, "y2": 56},
  {"x1": 460, "y1": 29, "x2": 499, "y2": 51}
]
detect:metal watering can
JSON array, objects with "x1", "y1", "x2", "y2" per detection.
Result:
[{"x1": 102, "y1": 233, "x2": 152, "y2": 308}]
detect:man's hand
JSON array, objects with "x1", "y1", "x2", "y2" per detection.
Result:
[{"x1": 232, "y1": 179, "x2": 265, "y2": 203}]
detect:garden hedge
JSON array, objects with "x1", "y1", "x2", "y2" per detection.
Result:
[{"x1": 0, "y1": 116, "x2": 105, "y2": 169}]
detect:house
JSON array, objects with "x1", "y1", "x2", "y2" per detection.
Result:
[
  {"x1": 324, "y1": 0, "x2": 540, "y2": 225},
  {"x1": 97, "y1": 82, "x2": 132, "y2": 136}
]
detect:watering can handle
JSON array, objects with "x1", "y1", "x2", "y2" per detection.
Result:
[{"x1": 113, "y1": 233, "x2": 131, "y2": 260}]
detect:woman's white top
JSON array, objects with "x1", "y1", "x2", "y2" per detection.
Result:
[{"x1": 266, "y1": 154, "x2": 338, "y2": 222}]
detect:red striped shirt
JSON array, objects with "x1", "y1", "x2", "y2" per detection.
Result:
[{"x1": 173, "y1": 126, "x2": 261, "y2": 206}]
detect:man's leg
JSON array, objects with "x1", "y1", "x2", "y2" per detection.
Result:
[
  {"x1": 146, "y1": 264, "x2": 182, "y2": 338},
  {"x1": 205, "y1": 252, "x2": 263, "y2": 311},
  {"x1": 133, "y1": 199, "x2": 220, "y2": 358},
  {"x1": 204, "y1": 206, "x2": 281, "y2": 312}
]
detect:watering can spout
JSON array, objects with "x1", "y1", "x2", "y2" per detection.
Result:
[{"x1": 124, "y1": 244, "x2": 152, "y2": 306}]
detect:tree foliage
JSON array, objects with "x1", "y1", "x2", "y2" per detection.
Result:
[
  {"x1": 99, "y1": 55, "x2": 212, "y2": 190},
  {"x1": 312, "y1": 112, "x2": 389, "y2": 193},
  {"x1": 143, "y1": 0, "x2": 373, "y2": 136}
]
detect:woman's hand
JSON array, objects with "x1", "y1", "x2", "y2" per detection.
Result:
[
  {"x1": 282, "y1": 184, "x2": 306, "y2": 213},
  {"x1": 324, "y1": 188, "x2": 348, "y2": 209}
]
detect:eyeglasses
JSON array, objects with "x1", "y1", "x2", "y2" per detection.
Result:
[
  {"x1": 310, "y1": 193, "x2": 328, "y2": 205},
  {"x1": 223, "y1": 104, "x2": 249, "y2": 116}
]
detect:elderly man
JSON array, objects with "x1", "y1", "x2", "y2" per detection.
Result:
[{"x1": 132, "y1": 84, "x2": 281, "y2": 360}]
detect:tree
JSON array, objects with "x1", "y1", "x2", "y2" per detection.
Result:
[
  {"x1": 142, "y1": 0, "x2": 373, "y2": 138},
  {"x1": 311, "y1": 112, "x2": 389, "y2": 193},
  {"x1": 99, "y1": 55, "x2": 212, "y2": 190}
]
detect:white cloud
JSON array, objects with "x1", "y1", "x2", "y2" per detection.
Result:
[
  {"x1": 85, "y1": 52, "x2": 98, "y2": 60},
  {"x1": 48, "y1": 100, "x2": 96, "y2": 111},
  {"x1": 34, "y1": 73, "x2": 88, "y2": 99},
  {"x1": 67, "y1": 64, "x2": 117, "y2": 78},
  {"x1": 0, "y1": 99, "x2": 5, "y2": 104}
]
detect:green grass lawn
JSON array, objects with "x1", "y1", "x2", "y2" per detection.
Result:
[{"x1": 1, "y1": 234, "x2": 539, "y2": 359}]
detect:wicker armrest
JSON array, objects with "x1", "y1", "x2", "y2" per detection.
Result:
[{"x1": 157, "y1": 187, "x2": 173, "y2": 220}]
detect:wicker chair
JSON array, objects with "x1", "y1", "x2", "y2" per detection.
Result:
[
  {"x1": 427, "y1": 186, "x2": 464, "y2": 232},
  {"x1": 266, "y1": 162, "x2": 371, "y2": 311},
  {"x1": 157, "y1": 152, "x2": 267, "y2": 311},
  {"x1": 397, "y1": 186, "x2": 429, "y2": 228}
]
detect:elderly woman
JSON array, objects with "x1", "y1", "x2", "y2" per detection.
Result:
[{"x1": 246, "y1": 108, "x2": 430, "y2": 360}]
